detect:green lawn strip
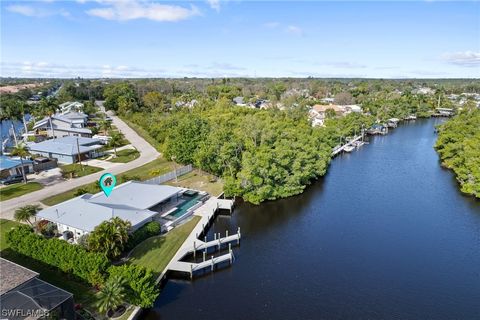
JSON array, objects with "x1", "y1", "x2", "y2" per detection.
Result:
[
  {"x1": 0, "y1": 219, "x2": 22, "y2": 251},
  {"x1": 0, "y1": 250, "x2": 101, "y2": 317},
  {"x1": 108, "y1": 149, "x2": 140, "y2": 163},
  {"x1": 41, "y1": 158, "x2": 174, "y2": 206},
  {"x1": 0, "y1": 182, "x2": 44, "y2": 202},
  {"x1": 128, "y1": 216, "x2": 201, "y2": 275},
  {"x1": 165, "y1": 170, "x2": 224, "y2": 196},
  {"x1": 60, "y1": 164, "x2": 103, "y2": 178},
  {"x1": 119, "y1": 117, "x2": 162, "y2": 152}
]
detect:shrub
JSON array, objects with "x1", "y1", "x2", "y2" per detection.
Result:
[
  {"x1": 125, "y1": 221, "x2": 161, "y2": 251},
  {"x1": 108, "y1": 264, "x2": 159, "y2": 308},
  {"x1": 6, "y1": 226, "x2": 109, "y2": 286}
]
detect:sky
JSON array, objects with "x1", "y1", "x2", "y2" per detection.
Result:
[{"x1": 1, "y1": 0, "x2": 479, "y2": 78}]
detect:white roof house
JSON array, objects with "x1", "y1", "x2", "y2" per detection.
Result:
[
  {"x1": 58, "y1": 101, "x2": 84, "y2": 114},
  {"x1": 36, "y1": 181, "x2": 182, "y2": 240},
  {"x1": 33, "y1": 113, "x2": 91, "y2": 138},
  {"x1": 28, "y1": 136, "x2": 104, "y2": 164}
]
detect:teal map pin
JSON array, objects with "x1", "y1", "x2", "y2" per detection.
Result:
[{"x1": 99, "y1": 173, "x2": 116, "y2": 197}]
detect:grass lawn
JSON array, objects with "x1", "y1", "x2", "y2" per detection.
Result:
[
  {"x1": 61, "y1": 164, "x2": 103, "y2": 179},
  {"x1": 0, "y1": 219, "x2": 22, "y2": 251},
  {"x1": 166, "y1": 170, "x2": 224, "y2": 196},
  {"x1": 42, "y1": 157, "x2": 174, "y2": 206},
  {"x1": 128, "y1": 216, "x2": 201, "y2": 275},
  {"x1": 0, "y1": 182, "x2": 43, "y2": 201},
  {"x1": 109, "y1": 149, "x2": 140, "y2": 163}
]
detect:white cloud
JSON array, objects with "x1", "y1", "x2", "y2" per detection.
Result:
[
  {"x1": 206, "y1": 0, "x2": 221, "y2": 12},
  {"x1": 7, "y1": 5, "x2": 37, "y2": 16},
  {"x1": 285, "y1": 25, "x2": 303, "y2": 36},
  {"x1": 441, "y1": 51, "x2": 480, "y2": 67},
  {"x1": 6, "y1": 4, "x2": 70, "y2": 18},
  {"x1": 1, "y1": 61, "x2": 166, "y2": 78},
  {"x1": 86, "y1": 1, "x2": 200, "y2": 22}
]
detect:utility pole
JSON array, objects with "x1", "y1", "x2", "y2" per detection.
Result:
[{"x1": 76, "y1": 136, "x2": 84, "y2": 171}]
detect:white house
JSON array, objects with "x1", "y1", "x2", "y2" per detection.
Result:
[
  {"x1": 36, "y1": 182, "x2": 183, "y2": 241},
  {"x1": 28, "y1": 136, "x2": 104, "y2": 164},
  {"x1": 58, "y1": 101, "x2": 84, "y2": 114},
  {"x1": 33, "y1": 112, "x2": 91, "y2": 138}
]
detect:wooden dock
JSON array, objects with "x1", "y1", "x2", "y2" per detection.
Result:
[
  {"x1": 157, "y1": 196, "x2": 239, "y2": 282},
  {"x1": 332, "y1": 134, "x2": 364, "y2": 157}
]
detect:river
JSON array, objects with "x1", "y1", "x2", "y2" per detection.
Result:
[{"x1": 144, "y1": 118, "x2": 480, "y2": 320}]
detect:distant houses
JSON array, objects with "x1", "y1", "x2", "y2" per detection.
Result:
[
  {"x1": 308, "y1": 104, "x2": 363, "y2": 127},
  {"x1": 27, "y1": 136, "x2": 104, "y2": 164},
  {"x1": 58, "y1": 101, "x2": 84, "y2": 114}
]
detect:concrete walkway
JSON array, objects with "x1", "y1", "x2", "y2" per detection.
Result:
[{"x1": 0, "y1": 115, "x2": 160, "y2": 220}]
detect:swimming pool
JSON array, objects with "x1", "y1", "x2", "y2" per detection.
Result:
[{"x1": 168, "y1": 194, "x2": 205, "y2": 219}]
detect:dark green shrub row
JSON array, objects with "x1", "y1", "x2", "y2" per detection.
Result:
[
  {"x1": 125, "y1": 221, "x2": 161, "y2": 251},
  {"x1": 108, "y1": 264, "x2": 160, "y2": 308},
  {"x1": 6, "y1": 226, "x2": 160, "y2": 307},
  {"x1": 6, "y1": 226, "x2": 109, "y2": 286}
]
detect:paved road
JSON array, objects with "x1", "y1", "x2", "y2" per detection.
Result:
[{"x1": 0, "y1": 114, "x2": 160, "y2": 220}]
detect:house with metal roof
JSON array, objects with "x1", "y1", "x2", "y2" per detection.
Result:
[
  {"x1": 0, "y1": 156, "x2": 34, "y2": 178},
  {"x1": 36, "y1": 181, "x2": 183, "y2": 241},
  {"x1": 0, "y1": 258, "x2": 74, "y2": 320},
  {"x1": 27, "y1": 136, "x2": 104, "y2": 164},
  {"x1": 33, "y1": 111, "x2": 91, "y2": 138}
]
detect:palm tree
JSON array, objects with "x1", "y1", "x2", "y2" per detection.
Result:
[
  {"x1": 14, "y1": 204, "x2": 41, "y2": 226},
  {"x1": 10, "y1": 143, "x2": 31, "y2": 183},
  {"x1": 99, "y1": 118, "x2": 112, "y2": 135},
  {"x1": 108, "y1": 131, "x2": 123, "y2": 158},
  {"x1": 87, "y1": 217, "x2": 131, "y2": 259},
  {"x1": 96, "y1": 274, "x2": 127, "y2": 314},
  {"x1": 39, "y1": 97, "x2": 58, "y2": 138}
]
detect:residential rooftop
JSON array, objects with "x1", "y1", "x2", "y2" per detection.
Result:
[
  {"x1": 36, "y1": 181, "x2": 182, "y2": 232},
  {"x1": 0, "y1": 258, "x2": 38, "y2": 296},
  {"x1": 27, "y1": 136, "x2": 103, "y2": 156}
]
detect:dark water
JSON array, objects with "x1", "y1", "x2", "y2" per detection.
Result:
[{"x1": 145, "y1": 118, "x2": 480, "y2": 320}]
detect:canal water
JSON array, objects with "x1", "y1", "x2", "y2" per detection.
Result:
[{"x1": 144, "y1": 118, "x2": 480, "y2": 320}]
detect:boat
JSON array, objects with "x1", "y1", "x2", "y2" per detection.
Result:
[
  {"x1": 343, "y1": 145, "x2": 355, "y2": 153},
  {"x1": 354, "y1": 141, "x2": 365, "y2": 148}
]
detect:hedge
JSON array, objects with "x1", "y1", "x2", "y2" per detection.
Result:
[
  {"x1": 125, "y1": 221, "x2": 161, "y2": 251},
  {"x1": 6, "y1": 226, "x2": 109, "y2": 286},
  {"x1": 108, "y1": 264, "x2": 160, "y2": 308},
  {"x1": 6, "y1": 226, "x2": 160, "y2": 307}
]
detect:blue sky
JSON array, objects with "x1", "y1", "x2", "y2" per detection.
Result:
[{"x1": 1, "y1": 0, "x2": 479, "y2": 78}]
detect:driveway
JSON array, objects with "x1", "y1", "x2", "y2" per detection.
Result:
[{"x1": 0, "y1": 113, "x2": 160, "y2": 220}]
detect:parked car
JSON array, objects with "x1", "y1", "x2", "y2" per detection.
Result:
[{"x1": 0, "y1": 174, "x2": 24, "y2": 185}]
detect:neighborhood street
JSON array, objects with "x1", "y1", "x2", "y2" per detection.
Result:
[{"x1": 0, "y1": 114, "x2": 160, "y2": 220}]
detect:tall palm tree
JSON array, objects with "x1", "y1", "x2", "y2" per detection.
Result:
[
  {"x1": 108, "y1": 131, "x2": 123, "y2": 158},
  {"x1": 39, "y1": 97, "x2": 58, "y2": 138},
  {"x1": 99, "y1": 118, "x2": 112, "y2": 135},
  {"x1": 96, "y1": 274, "x2": 127, "y2": 314},
  {"x1": 10, "y1": 143, "x2": 31, "y2": 183},
  {"x1": 87, "y1": 217, "x2": 131, "y2": 259},
  {"x1": 14, "y1": 204, "x2": 41, "y2": 226}
]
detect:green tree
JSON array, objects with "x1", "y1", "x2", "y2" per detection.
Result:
[
  {"x1": 96, "y1": 274, "x2": 127, "y2": 314},
  {"x1": 87, "y1": 217, "x2": 131, "y2": 259},
  {"x1": 142, "y1": 91, "x2": 165, "y2": 112},
  {"x1": 10, "y1": 143, "x2": 31, "y2": 183},
  {"x1": 14, "y1": 204, "x2": 41, "y2": 226},
  {"x1": 108, "y1": 131, "x2": 123, "y2": 157},
  {"x1": 38, "y1": 97, "x2": 58, "y2": 137}
]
